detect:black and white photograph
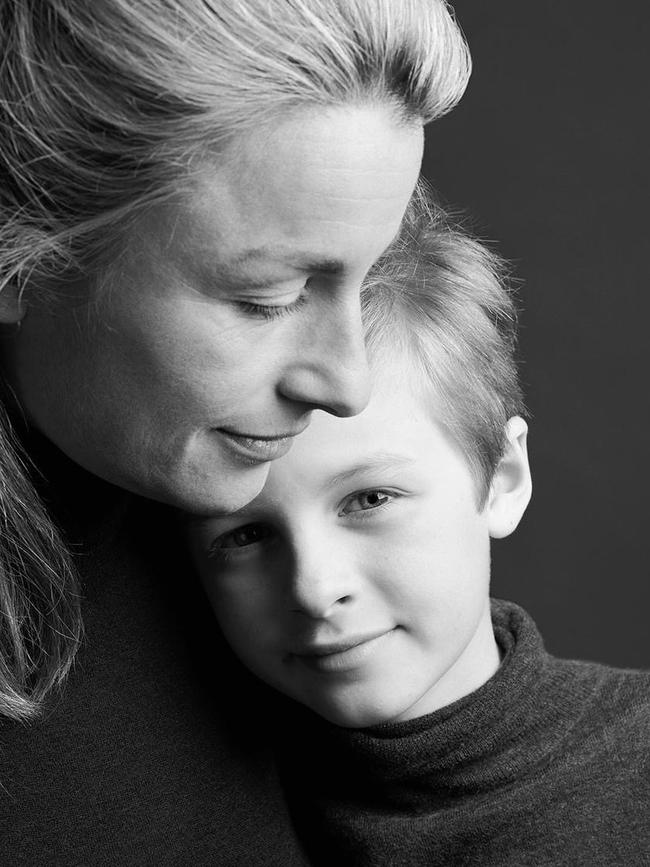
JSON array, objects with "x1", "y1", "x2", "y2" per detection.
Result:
[{"x1": 0, "y1": 2, "x2": 648, "y2": 864}]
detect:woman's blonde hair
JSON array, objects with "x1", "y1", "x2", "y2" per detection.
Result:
[
  {"x1": 0, "y1": 0, "x2": 470, "y2": 720},
  {"x1": 1, "y1": 0, "x2": 470, "y2": 299}
]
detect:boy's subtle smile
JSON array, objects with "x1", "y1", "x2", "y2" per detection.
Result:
[
  {"x1": 189, "y1": 358, "x2": 530, "y2": 727},
  {"x1": 289, "y1": 628, "x2": 397, "y2": 674}
]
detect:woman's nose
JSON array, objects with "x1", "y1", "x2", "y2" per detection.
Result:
[{"x1": 279, "y1": 293, "x2": 371, "y2": 418}]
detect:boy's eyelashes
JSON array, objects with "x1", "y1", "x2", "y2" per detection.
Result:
[
  {"x1": 208, "y1": 522, "x2": 272, "y2": 558},
  {"x1": 338, "y1": 488, "x2": 397, "y2": 516},
  {"x1": 205, "y1": 488, "x2": 402, "y2": 560}
]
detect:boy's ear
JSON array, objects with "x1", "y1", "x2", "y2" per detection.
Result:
[
  {"x1": 0, "y1": 283, "x2": 25, "y2": 325},
  {"x1": 486, "y1": 416, "x2": 532, "y2": 539}
]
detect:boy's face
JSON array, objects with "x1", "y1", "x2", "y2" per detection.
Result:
[{"x1": 189, "y1": 360, "x2": 530, "y2": 728}]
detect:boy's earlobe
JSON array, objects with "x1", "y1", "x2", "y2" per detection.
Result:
[
  {"x1": 0, "y1": 282, "x2": 26, "y2": 325},
  {"x1": 487, "y1": 416, "x2": 532, "y2": 539}
]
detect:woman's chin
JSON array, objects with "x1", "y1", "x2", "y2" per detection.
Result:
[{"x1": 147, "y1": 456, "x2": 273, "y2": 517}]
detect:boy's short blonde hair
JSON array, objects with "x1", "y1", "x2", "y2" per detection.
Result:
[{"x1": 363, "y1": 204, "x2": 524, "y2": 506}]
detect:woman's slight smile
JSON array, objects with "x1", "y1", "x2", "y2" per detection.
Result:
[
  {"x1": 1, "y1": 105, "x2": 422, "y2": 515},
  {"x1": 216, "y1": 423, "x2": 310, "y2": 465}
]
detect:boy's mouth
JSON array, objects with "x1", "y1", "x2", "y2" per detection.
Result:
[{"x1": 289, "y1": 628, "x2": 396, "y2": 673}]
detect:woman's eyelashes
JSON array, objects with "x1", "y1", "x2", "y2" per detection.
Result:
[{"x1": 236, "y1": 287, "x2": 309, "y2": 320}]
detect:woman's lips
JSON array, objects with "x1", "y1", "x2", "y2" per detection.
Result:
[
  {"x1": 217, "y1": 427, "x2": 305, "y2": 463},
  {"x1": 291, "y1": 629, "x2": 396, "y2": 674}
]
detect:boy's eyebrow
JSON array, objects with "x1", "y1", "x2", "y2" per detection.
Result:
[{"x1": 325, "y1": 453, "x2": 418, "y2": 490}]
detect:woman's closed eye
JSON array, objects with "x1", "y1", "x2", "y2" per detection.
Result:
[
  {"x1": 237, "y1": 288, "x2": 309, "y2": 321},
  {"x1": 339, "y1": 489, "x2": 397, "y2": 517}
]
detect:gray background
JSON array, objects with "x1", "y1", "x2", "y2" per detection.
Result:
[{"x1": 422, "y1": 1, "x2": 649, "y2": 667}]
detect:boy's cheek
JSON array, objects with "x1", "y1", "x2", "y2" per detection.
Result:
[{"x1": 213, "y1": 570, "x2": 282, "y2": 630}]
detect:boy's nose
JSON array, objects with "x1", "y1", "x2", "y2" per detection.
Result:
[{"x1": 286, "y1": 557, "x2": 355, "y2": 620}]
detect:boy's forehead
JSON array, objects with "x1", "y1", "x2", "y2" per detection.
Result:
[{"x1": 260, "y1": 365, "x2": 446, "y2": 496}]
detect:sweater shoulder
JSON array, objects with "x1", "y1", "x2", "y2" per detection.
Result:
[{"x1": 548, "y1": 656, "x2": 650, "y2": 746}]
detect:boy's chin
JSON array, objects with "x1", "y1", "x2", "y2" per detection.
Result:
[{"x1": 303, "y1": 694, "x2": 414, "y2": 730}]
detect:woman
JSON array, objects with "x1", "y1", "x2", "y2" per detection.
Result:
[{"x1": 0, "y1": 0, "x2": 469, "y2": 861}]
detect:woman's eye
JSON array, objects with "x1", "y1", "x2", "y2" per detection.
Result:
[
  {"x1": 238, "y1": 290, "x2": 309, "y2": 321},
  {"x1": 208, "y1": 522, "x2": 271, "y2": 557},
  {"x1": 340, "y1": 490, "x2": 393, "y2": 515}
]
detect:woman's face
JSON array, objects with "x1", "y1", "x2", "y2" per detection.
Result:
[{"x1": 2, "y1": 105, "x2": 423, "y2": 514}]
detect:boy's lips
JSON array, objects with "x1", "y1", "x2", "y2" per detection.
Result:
[
  {"x1": 290, "y1": 628, "x2": 396, "y2": 673},
  {"x1": 217, "y1": 425, "x2": 308, "y2": 462}
]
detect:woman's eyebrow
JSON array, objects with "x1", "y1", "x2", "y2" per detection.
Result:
[
  {"x1": 224, "y1": 245, "x2": 345, "y2": 275},
  {"x1": 224, "y1": 227, "x2": 403, "y2": 274},
  {"x1": 324, "y1": 453, "x2": 417, "y2": 490}
]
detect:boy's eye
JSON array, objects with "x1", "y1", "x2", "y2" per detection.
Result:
[
  {"x1": 340, "y1": 490, "x2": 393, "y2": 515},
  {"x1": 209, "y1": 522, "x2": 271, "y2": 555}
]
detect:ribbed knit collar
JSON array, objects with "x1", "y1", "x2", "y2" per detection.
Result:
[{"x1": 280, "y1": 601, "x2": 595, "y2": 810}]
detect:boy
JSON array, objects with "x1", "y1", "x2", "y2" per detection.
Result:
[{"x1": 188, "y1": 219, "x2": 650, "y2": 866}]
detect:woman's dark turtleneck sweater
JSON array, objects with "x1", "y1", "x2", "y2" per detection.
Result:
[
  {"x1": 277, "y1": 600, "x2": 650, "y2": 866},
  {"x1": 0, "y1": 430, "x2": 309, "y2": 866}
]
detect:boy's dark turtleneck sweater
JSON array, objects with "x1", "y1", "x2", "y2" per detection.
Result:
[
  {"x1": 0, "y1": 429, "x2": 309, "y2": 865},
  {"x1": 277, "y1": 600, "x2": 650, "y2": 866}
]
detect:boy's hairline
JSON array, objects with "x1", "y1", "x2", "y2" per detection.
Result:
[{"x1": 365, "y1": 339, "x2": 506, "y2": 512}]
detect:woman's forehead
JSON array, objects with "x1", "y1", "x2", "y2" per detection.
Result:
[{"x1": 121, "y1": 105, "x2": 423, "y2": 278}]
